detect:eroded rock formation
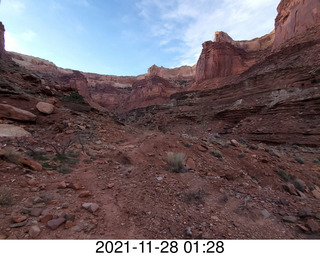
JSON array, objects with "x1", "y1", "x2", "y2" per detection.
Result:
[
  {"x1": 273, "y1": 0, "x2": 320, "y2": 50},
  {"x1": 195, "y1": 31, "x2": 274, "y2": 83},
  {"x1": 147, "y1": 64, "x2": 196, "y2": 81},
  {"x1": 0, "y1": 22, "x2": 6, "y2": 59}
]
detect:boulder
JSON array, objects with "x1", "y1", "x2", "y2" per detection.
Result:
[
  {"x1": 0, "y1": 104, "x2": 36, "y2": 122},
  {"x1": 0, "y1": 124, "x2": 31, "y2": 138},
  {"x1": 36, "y1": 102, "x2": 55, "y2": 114}
]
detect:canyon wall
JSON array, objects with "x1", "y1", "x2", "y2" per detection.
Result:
[
  {"x1": 195, "y1": 31, "x2": 274, "y2": 82},
  {"x1": 273, "y1": 0, "x2": 320, "y2": 50},
  {"x1": 0, "y1": 22, "x2": 6, "y2": 59}
]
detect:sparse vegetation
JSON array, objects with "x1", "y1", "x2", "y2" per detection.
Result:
[
  {"x1": 61, "y1": 92, "x2": 86, "y2": 105},
  {"x1": 181, "y1": 141, "x2": 192, "y2": 148},
  {"x1": 0, "y1": 185, "x2": 13, "y2": 206},
  {"x1": 183, "y1": 189, "x2": 205, "y2": 205},
  {"x1": 166, "y1": 152, "x2": 185, "y2": 173},
  {"x1": 210, "y1": 150, "x2": 223, "y2": 160},
  {"x1": 277, "y1": 169, "x2": 289, "y2": 182}
]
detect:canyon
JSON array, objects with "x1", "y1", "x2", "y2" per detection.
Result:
[{"x1": 0, "y1": 0, "x2": 320, "y2": 240}]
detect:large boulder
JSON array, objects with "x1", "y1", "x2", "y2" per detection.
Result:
[
  {"x1": 0, "y1": 124, "x2": 31, "y2": 137},
  {"x1": 36, "y1": 102, "x2": 55, "y2": 114},
  {"x1": 0, "y1": 104, "x2": 36, "y2": 122}
]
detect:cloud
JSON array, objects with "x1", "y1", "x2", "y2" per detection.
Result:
[
  {"x1": 136, "y1": 0, "x2": 279, "y2": 66},
  {"x1": 22, "y1": 30, "x2": 37, "y2": 41},
  {"x1": 1, "y1": 0, "x2": 26, "y2": 14}
]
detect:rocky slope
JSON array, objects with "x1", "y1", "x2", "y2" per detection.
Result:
[{"x1": 0, "y1": 0, "x2": 320, "y2": 240}]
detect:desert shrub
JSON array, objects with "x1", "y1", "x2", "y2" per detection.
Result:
[
  {"x1": 166, "y1": 152, "x2": 185, "y2": 173},
  {"x1": 0, "y1": 186, "x2": 13, "y2": 206},
  {"x1": 183, "y1": 189, "x2": 205, "y2": 205},
  {"x1": 61, "y1": 92, "x2": 86, "y2": 104},
  {"x1": 210, "y1": 150, "x2": 222, "y2": 160},
  {"x1": 277, "y1": 169, "x2": 289, "y2": 182}
]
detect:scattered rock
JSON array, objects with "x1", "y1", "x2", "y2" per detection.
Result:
[
  {"x1": 79, "y1": 191, "x2": 92, "y2": 198},
  {"x1": 186, "y1": 158, "x2": 196, "y2": 170},
  {"x1": 29, "y1": 225, "x2": 41, "y2": 239},
  {"x1": 65, "y1": 220, "x2": 74, "y2": 229},
  {"x1": 36, "y1": 102, "x2": 55, "y2": 115},
  {"x1": 10, "y1": 220, "x2": 28, "y2": 228},
  {"x1": 197, "y1": 144, "x2": 208, "y2": 152},
  {"x1": 282, "y1": 216, "x2": 298, "y2": 223},
  {"x1": 298, "y1": 208, "x2": 312, "y2": 217},
  {"x1": 282, "y1": 183, "x2": 298, "y2": 196},
  {"x1": 306, "y1": 219, "x2": 320, "y2": 233},
  {"x1": 185, "y1": 227, "x2": 192, "y2": 237},
  {"x1": 47, "y1": 218, "x2": 66, "y2": 230},
  {"x1": 19, "y1": 157, "x2": 43, "y2": 171},
  {"x1": 21, "y1": 207, "x2": 32, "y2": 214},
  {"x1": 294, "y1": 157, "x2": 304, "y2": 164},
  {"x1": 0, "y1": 104, "x2": 36, "y2": 122},
  {"x1": 311, "y1": 189, "x2": 320, "y2": 200},
  {"x1": 261, "y1": 209, "x2": 271, "y2": 218},
  {"x1": 82, "y1": 203, "x2": 99, "y2": 213},
  {"x1": 58, "y1": 181, "x2": 67, "y2": 189},
  {"x1": 107, "y1": 183, "x2": 115, "y2": 189},
  {"x1": 12, "y1": 215, "x2": 27, "y2": 223},
  {"x1": 40, "y1": 214, "x2": 54, "y2": 223},
  {"x1": 297, "y1": 224, "x2": 310, "y2": 233},
  {"x1": 64, "y1": 214, "x2": 75, "y2": 221},
  {"x1": 230, "y1": 139, "x2": 241, "y2": 147},
  {"x1": 68, "y1": 182, "x2": 82, "y2": 190},
  {"x1": 316, "y1": 213, "x2": 320, "y2": 220},
  {"x1": 27, "y1": 179, "x2": 37, "y2": 186},
  {"x1": 30, "y1": 208, "x2": 43, "y2": 217}
]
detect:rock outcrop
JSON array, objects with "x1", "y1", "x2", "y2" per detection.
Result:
[
  {"x1": 0, "y1": 22, "x2": 5, "y2": 59},
  {"x1": 272, "y1": 0, "x2": 320, "y2": 50},
  {"x1": 122, "y1": 76, "x2": 177, "y2": 112},
  {"x1": 147, "y1": 64, "x2": 196, "y2": 81},
  {"x1": 195, "y1": 31, "x2": 274, "y2": 83},
  {"x1": 0, "y1": 104, "x2": 36, "y2": 122}
]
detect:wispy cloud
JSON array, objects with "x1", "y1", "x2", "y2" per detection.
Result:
[
  {"x1": 136, "y1": 0, "x2": 279, "y2": 66},
  {"x1": 22, "y1": 30, "x2": 37, "y2": 41},
  {"x1": 1, "y1": 0, "x2": 26, "y2": 14}
]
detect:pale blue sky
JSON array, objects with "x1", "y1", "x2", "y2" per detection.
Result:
[{"x1": 0, "y1": 0, "x2": 279, "y2": 76}]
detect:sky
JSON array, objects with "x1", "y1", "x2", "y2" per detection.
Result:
[{"x1": 0, "y1": 0, "x2": 279, "y2": 76}]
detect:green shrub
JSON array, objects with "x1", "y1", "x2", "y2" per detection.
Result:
[{"x1": 61, "y1": 92, "x2": 86, "y2": 105}]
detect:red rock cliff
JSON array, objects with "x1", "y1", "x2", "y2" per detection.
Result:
[
  {"x1": 195, "y1": 31, "x2": 274, "y2": 82},
  {"x1": 273, "y1": 0, "x2": 320, "y2": 50},
  {"x1": 0, "y1": 22, "x2": 6, "y2": 59}
]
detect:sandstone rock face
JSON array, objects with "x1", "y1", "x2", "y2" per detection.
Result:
[
  {"x1": 273, "y1": 0, "x2": 320, "y2": 50},
  {"x1": 148, "y1": 64, "x2": 196, "y2": 80},
  {"x1": 122, "y1": 76, "x2": 177, "y2": 112},
  {"x1": 0, "y1": 22, "x2": 5, "y2": 59},
  {"x1": 214, "y1": 31, "x2": 275, "y2": 52},
  {"x1": 36, "y1": 102, "x2": 55, "y2": 114},
  {"x1": 195, "y1": 40, "x2": 251, "y2": 82},
  {"x1": 0, "y1": 104, "x2": 36, "y2": 122},
  {"x1": 9, "y1": 52, "x2": 193, "y2": 113},
  {"x1": 195, "y1": 31, "x2": 275, "y2": 83}
]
